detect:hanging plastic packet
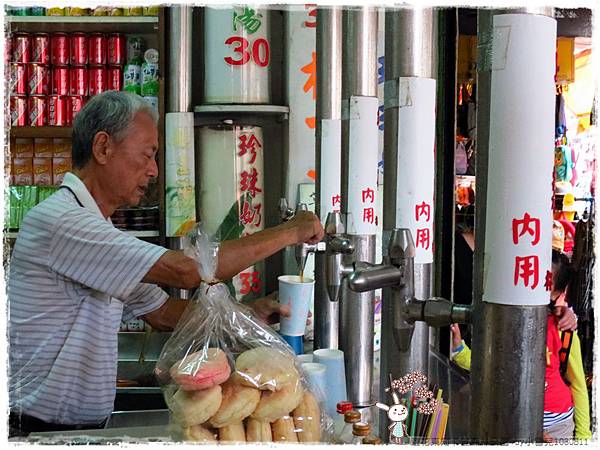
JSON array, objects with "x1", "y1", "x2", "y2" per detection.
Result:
[{"x1": 155, "y1": 223, "x2": 334, "y2": 443}]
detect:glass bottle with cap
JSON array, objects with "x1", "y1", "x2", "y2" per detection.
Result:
[
  {"x1": 334, "y1": 401, "x2": 353, "y2": 440},
  {"x1": 351, "y1": 422, "x2": 372, "y2": 445},
  {"x1": 340, "y1": 410, "x2": 362, "y2": 444}
]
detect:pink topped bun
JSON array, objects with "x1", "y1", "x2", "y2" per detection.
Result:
[{"x1": 170, "y1": 348, "x2": 231, "y2": 391}]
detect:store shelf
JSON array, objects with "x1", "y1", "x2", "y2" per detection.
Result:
[
  {"x1": 194, "y1": 104, "x2": 290, "y2": 124},
  {"x1": 195, "y1": 104, "x2": 289, "y2": 115},
  {"x1": 10, "y1": 126, "x2": 72, "y2": 139},
  {"x1": 5, "y1": 230, "x2": 159, "y2": 239},
  {"x1": 6, "y1": 15, "x2": 159, "y2": 34}
]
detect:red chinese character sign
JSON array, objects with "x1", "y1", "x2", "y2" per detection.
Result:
[
  {"x1": 197, "y1": 125, "x2": 265, "y2": 301},
  {"x1": 204, "y1": 6, "x2": 270, "y2": 104},
  {"x1": 482, "y1": 14, "x2": 555, "y2": 306},
  {"x1": 345, "y1": 96, "x2": 379, "y2": 236},
  {"x1": 393, "y1": 78, "x2": 436, "y2": 264}
]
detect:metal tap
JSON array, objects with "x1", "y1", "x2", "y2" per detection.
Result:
[
  {"x1": 347, "y1": 228, "x2": 472, "y2": 351},
  {"x1": 323, "y1": 212, "x2": 354, "y2": 302},
  {"x1": 279, "y1": 198, "x2": 326, "y2": 275}
]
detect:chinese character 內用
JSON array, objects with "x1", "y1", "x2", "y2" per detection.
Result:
[
  {"x1": 514, "y1": 255, "x2": 539, "y2": 290},
  {"x1": 512, "y1": 212, "x2": 541, "y2": 246}
]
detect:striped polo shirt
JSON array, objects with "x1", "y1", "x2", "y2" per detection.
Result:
[{"x1": 8, "y1": 172, "x2": 169, "y2": 425}]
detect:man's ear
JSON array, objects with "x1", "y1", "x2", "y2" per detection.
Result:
[{"x1": 91, "y1": 131, "x2": 111, "y2": 165}]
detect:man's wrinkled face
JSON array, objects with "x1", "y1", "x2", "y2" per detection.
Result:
[{"x1": 105, "y1": 112, "x2": 158, "y2": 208}]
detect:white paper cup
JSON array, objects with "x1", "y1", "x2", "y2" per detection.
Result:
[
  {"x1": 278, "y1": 275, "x2": 314, "y2": 336},
  {"x1": 297, "y1": 353, "x2": 313, "y2": 364},
  {"x1": 313, "y1": 348, "x2": 348, "y2": 417},
  {"x1": 301, "y1": 362, "x2": 327, "y2": 399}
]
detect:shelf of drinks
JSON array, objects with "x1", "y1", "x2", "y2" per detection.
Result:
[
  {"x1": 6, "y1": 15, "x2": 159, "y2": 34},
  {"x1": 5, "y1": 230, "x2": 160, "y2": 239},
  {"x1": 10, "y1": 126, "x2": 73, "y2": 139}
]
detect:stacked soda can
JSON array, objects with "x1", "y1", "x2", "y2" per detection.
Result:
[
  {"x1": 6, "y1": 6, "x2": 159, "y2": 16},
  {"x1": 9, "y1": 31, "x2": 128, "y2": 126}
]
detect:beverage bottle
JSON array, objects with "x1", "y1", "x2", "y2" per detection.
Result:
[
  {"x1": 339, "y1": 410, "x2": 362, "y2": 444},
  {"x1": 351, "y1": 422, "x2": 371, "y2": 445},
  {"x1": 334, "y1": 401, "x2": 353, "y2": 441}
]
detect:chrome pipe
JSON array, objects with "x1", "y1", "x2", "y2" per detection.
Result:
[
  {"x1": 315, "y1": 7, "x2": 343, "y2": 350},
  {"x1": 339, "y1": 234, "x2": 376, "y2": 407},
  {"x1": 167, "y1": 5, "x2": 192, "y2": 113}
]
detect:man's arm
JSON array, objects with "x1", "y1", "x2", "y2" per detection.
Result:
[
  {"x1": 142, "y1": 211, "x2": 324, "y2": 288},
  {"x1": 216, "y1": 211, "x2": 323, "y2": 280},
  {"x1": 141, "y1": 297, "x2": 189, "y2": 331}
]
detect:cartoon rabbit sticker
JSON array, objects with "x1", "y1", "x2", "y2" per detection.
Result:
[{"x1": 376, "y1": 390, "x2": 409, "y2": 444}]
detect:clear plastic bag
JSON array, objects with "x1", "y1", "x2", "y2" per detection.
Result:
[{"x1": 154, "y1": 225, "x2": 334, "y2": 443}]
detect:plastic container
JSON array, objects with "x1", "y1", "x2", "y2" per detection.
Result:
[{"x1": 334, "y1": 401, "x2": 353, "y2": 440}]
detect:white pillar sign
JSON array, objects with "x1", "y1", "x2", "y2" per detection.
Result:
[
  {"x1": 392, "y1": 77, "x2": 436, "y2": 264},
  {"x1": 347, "y1": 95, "x2": 379, "y2": 236},
  {"x1": 319, "y1": 118, "x2": 342, "y2": 223},
  {"x1": 483, "y1": 14, "x2": 556, "y2": 306}
]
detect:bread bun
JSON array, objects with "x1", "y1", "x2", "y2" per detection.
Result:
[
  {"x1": 209, "y1": 377, "x2": 260, "y2": 428},
  {"x1": 292, "y1": 392, "x2": 321, "y2": 442},
  {"x1": 218, "y1": 422, "x2": 246, "y2": 442},
  {"x1": 235, "y1": 348, "x2": 299, "y2": 391},
  {"x1": 177, "y1": 424, "x2": 217, "y2": 442},
  {"x1": 170, "y1": 348, "x2": 231, "y2": 391},
  {"x1": 251, "y1": 379, "x2": 304, "y2": 422},
  {"x1": 272, "y1": 416, "x2": 298, "y2": 442},
  {"x1": 168, "y1": 385, "x2": 222, "y2": 427},
  {"x1": 246, "y1": 419, "x2": 273, "y2": 442}
]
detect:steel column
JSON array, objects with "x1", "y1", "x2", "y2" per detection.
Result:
[
  {"x1": 471, "y1": 8, "x2": 555, "y2": 443},
  {"x1": 315, "y1": 6, "x2": 343, "y2": 350},
  {"x1": 340, "y1": 7, "x2": 378, "y2": 407},
  {"x1": 166, "y1": 5, "x2": 193, "y2": 300},
  {"x1": 380, "y1": 7, "x2": 436, "y2": 439}
]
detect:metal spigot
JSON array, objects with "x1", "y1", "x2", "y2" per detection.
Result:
[
  {"x1": 279, "y1": 198, "x2": 294, "y2": 222},
  {"x1": 346, "y1": 228, "x2": 472, "y2": 351},
  {"x1": 292, "y1": 203, "x2": 326, "y2": 274},
  {"x1": 324, "y1": 212, "x2": 354, "y2": 302}
]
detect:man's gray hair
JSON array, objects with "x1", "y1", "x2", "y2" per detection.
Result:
[{"x1": 71, "y1": 91, "x2": 159, "y2": 169}]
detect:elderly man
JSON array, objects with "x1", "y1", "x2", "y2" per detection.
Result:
[{"x1": 8, "y1": 91, "x2": 324, "y2": 437}]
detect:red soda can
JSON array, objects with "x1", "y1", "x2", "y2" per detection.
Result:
[
  {"x1": 50, "y1": 33, "x2": 69, "y2": 66},
  {"x1": 88, "y1": 33, "x2": 107, "y2": 65},
  {"x1": 70, "y1": 66, "x2": 88, "y2": 96},
  {"x1": 52, "y1": 66, "x2": 70, "y2": 95},
  {"x1": 10, "y1": 95, "x2": 28, "y2": 126},
  {"x1": 31, "y1": 33, "x2": 50, "y2": 64},
  {"x1": 88, "y1": 66, "x2": 107, "y2": 96},
  {"x1": 70, "y1": 32, "x2": 88, "y2": 65},
  {"x1": 107, "y1": 65, "x2": 122, "y2": 91},
  {"x1": 48, "y1": 95, "x2": 68, "y2": 126},
  {"x1": 28, "y1": 63, "x2": 50, "y2": 95},
  {"x1": 10, "y1": 63, "x2": 27, "y2": 95},
  {"x1": 107, "y1": 33, "x2": 125, "y2": 65},
  {"x1": 28, "y1": 95, "x2": 47, "y2": 126},
  {"x1": 67, "y1": 95, "x2": 86, "y2": 125},
  {"x1": 12, "y1": 33, "x2": 31, "y2": 63}
]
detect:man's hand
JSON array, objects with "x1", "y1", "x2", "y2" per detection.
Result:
[
  {"x1": 553, "y1": 305, "x2": 578, "y2": 332},
  {"x1": 283, "y1": 211, "x2": 324, "y2": 245},
  {"x1": 245, "y1": 292, "x2": 290, "y2": 325}
]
